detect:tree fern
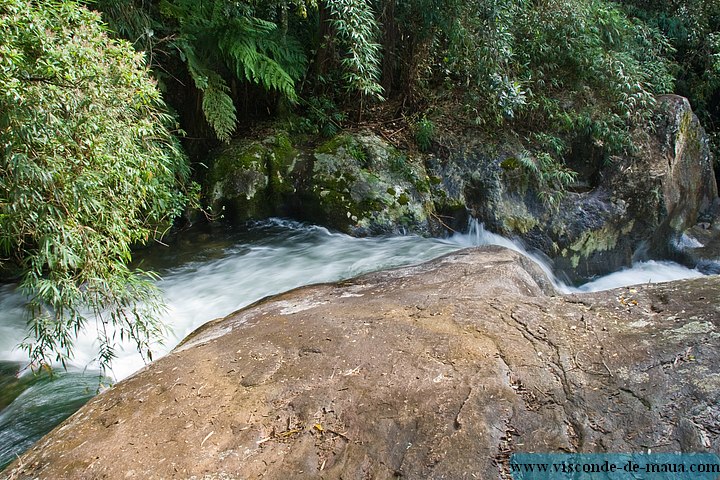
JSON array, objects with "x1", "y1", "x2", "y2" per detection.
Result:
[
  {"x1": 202, "y1": 73, "x2": 237, "y2": 142},
  {"x1": 156, "y1": 0, "x2": 307, "y2": 141},
  {"x1": 218, "y1": 16, "x2": 305, "y2": 101},
  {"x1": 176, "y1": 39, "x2": 236, "y2": 141}
]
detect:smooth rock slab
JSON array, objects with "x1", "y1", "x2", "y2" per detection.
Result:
[{"x1": 3, "y1": 247, "x2": 719, "y2": 479}]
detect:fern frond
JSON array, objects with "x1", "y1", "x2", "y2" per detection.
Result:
[
  {"x1": 202, "y1": 73, "x2": 236, "y2": 142},
  {"x1": 180, "y1": 40, "x2": 209, "y2": 89},
  {"x1": 158, "y1": 0, "x2": 196, "y2": 25},
  {"x1": 218, "y1": 17, "x2": 306, "y2": 101},
  {"x1": 178, "y1": 40, "x2": 236, "y2": 141},
  {"x1": 156, "y1": 0, "x2": 307, "y2": 140}
]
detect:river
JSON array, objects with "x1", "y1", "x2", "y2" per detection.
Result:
[{"x1": 0, "y1": 219, "x2": 705, "y2": 469}]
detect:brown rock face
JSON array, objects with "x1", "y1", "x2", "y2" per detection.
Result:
[
  {"x1": 3, "y1": 247, "x2": 719, "y2": 479},
  {"x1": 641, "y1": 95, "x2": 719, "y2": 261},
  {"x1": 657, "y1": 95, "x2": 718, "y2": 231}
]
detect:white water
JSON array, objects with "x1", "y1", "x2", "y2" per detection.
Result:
[{"x1": 0, "y1": 219, "x2": 705, "y2": 381}]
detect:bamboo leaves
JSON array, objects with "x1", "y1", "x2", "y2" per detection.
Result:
[
  {"x1": 0, "y1": 0, "x2": 190, "y2": 373},
  {"x1": 326, "y1": 0, "x2": 384, "y2": 100}
]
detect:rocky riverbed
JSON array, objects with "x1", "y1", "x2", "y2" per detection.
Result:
[
  {"x1": 3, "y1": 246, "x2": 719, "y2": 479},
  {"x1": 203, "y1": 95, "x2": 719, "y2": 282}
]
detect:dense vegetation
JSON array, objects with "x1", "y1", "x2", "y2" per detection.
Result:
[
  {"x1": 1, "y1": 0, "x2": 718, "y2": 370},
  {"x1": 0, "y1": 0, "x2": 191, "y2": 371},
  {"x1": 93, "y1": 0, "x2": 692, "y2": 150},
  {"x1": 622, "y1": 0, "x2": 720, "y2": 153},
  {"x1": 92, "y1": 0, "x2": 719, "y2": 190}
]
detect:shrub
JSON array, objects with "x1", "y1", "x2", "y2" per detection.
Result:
[{"x1": 0, "y1": 0, "x2": 191, "y2": 372}]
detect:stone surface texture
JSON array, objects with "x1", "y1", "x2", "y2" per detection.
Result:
[{"x1": 4, "y1": 247, "x2": 719, "y2": 479}]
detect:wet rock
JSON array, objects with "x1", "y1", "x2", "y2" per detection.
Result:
[
  {"x1": 655, "y1": 95, "x2": 718, "y2": 235},
  {"x1": 202, "y1": 96, "x2": 717, "y2": 279},
  {"x1": 205, "y1": 132, "x2": 297, "y2": 222},
  {"x1": 4, "y1": 247, "x2": 719, "y2": 479},
  {"x1": 302, "y1": 134, "x2": 437, "y2": 235},
  {"x1": 666, "y1": 197, "x2": 720, "y2": 272}
]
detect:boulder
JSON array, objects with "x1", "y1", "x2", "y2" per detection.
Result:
[
  {"x1": 303, "y1": 134, "x2": 438, "y2": 236},
  {"x1": 205, "y1": 131, "x2": 439, "y2": 236},
  {"x1": 205, "y1": 132, "x2": 297, "y2": 222},
  {"x1": 202, "y1": 95, "x2": 717, "y2": 279},
  {"x1": 654, "y1": 95, "x2": 718, "y2": 234},
  {"x1": 678, "y1": 216, "x2": 720, "y2": 274},
  {"x1": 4, "y1": 247, "x2": 719, "y2": 479},
  {"x1": 431, "y1": 95, "x2": 719, "y2": 280}
]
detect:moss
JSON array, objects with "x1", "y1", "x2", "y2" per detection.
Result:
[
  {"x1": 206, "y1": 130, "x2": 440, "y2": 233},
  {"x1": 500, "y1": 157, "x2": 521, "y2": 170},
  {"x1": 309, "y1": 152, "x2": 365, "y2": 230},
  {"x1": 209, "y1": 142, "x2": 266, "y2": 188},
  {"x1": 208, "y1": 141, "x2": 269, "y2": 221},
  {"x1": 678, "y1": 111, "x2": 698, "y2": 143},
  {"x1": 565, "y1": 221, "x2": 634, "y2": 264},
  {"x1": 434, "y1": 196, "x2": 465, "y2": 210},
  {"x1": 569, "y1": 227, "x2": 618, "y2": 256},
  {"x1": 491, "y1": 196, "x2": 539, "y2": 235},
  {"x1": 412, "y1": 173, "x2": 432, "y2": 195},
  {"x1": 305, "y1": 133, "x2": 437, "y2": 234},
  {"x1": 387, "y1": 153, "x2": 431, "y2": 195},
  {"x1": 503, "y1": 214, "x2": 538, "y2": 235},
  {"x1": 316, "y1": 134, "x2": 357, "y2": 155},
  {"x1": 207, "y1": 132, "x2": 299, "y2": 222},
  {"x1": 677, "y1": 111, "x2": 702, "y2": 184},
  {"x1": 266, "y1": 132, "x2": 298, "y2": 201}
]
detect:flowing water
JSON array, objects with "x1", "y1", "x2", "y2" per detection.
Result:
[{"x1": 0, "y1": 219, "x2": 706, "y2": 469}]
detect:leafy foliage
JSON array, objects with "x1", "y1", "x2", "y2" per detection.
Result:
[
  {"x1": 94, "y1": 0, "x2": 308, "y2": 142},
  {"x1": 289, "y1": 96, "x2": 347, "y2": 137},
  {"x1": 388, "y1": 0, "x2": 675, "y2": 197},
  {"x1": 160, "y1": 0, "x2": 307, "y2": 141},
  {"x1": 199, "y1": 71, "x2": 238, "y2": 144},
  {"x1": 0, "y1": 0, "x2": 190, "y2": 371},
  {"x1": 414, "y1": 116, "x2": 435, "y2": 152},
  {"x1": 411, "y1": 0, "x2": 674, "y2": 147},
  {"x1": 92, "y1": 0, "x2": 693, "y2": 198},
  {"x1": 516, "y1": 152, "x2": 578, "y2": 210},
  {"x1": 326, "y1": 0, "x2": 384, "y2": 100},
  {"x1": 622, "y1": 0, "x2": 720, "y2": 156}
]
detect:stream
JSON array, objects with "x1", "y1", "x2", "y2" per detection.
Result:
[{"x1": 0, "y1": 219, "x2": 705, "y2": 469}]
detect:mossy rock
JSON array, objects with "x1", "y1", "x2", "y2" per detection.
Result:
[
  {"x1": 565, "y1": 225, "x2": 622, "y2": 269},
  {"x1": 205, "y1": 132, "x2": 298, "y2": 222},
  {"x1": 0, "y1": 361, "x2": 29, "y2": 411},
  {"x1": 305, "y1": 133, "x2": 435, "y2": 235},
  {"x1": 267, "y1": 132, "x2": 298, "y2": 198}
]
